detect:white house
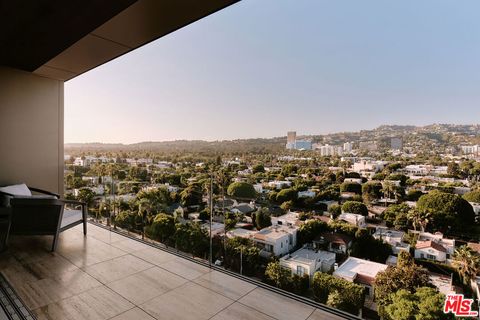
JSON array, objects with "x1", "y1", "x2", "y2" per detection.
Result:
[
  {"x1": 253, "y1": 183, "x2": 264, "y2": 194},
  {"x1": 226, "y1": 228, "x2": 257, "y2": 239},
  {"x1": 352, "y1": 160, "x2": 385, "y2": 173},
  {"x1": 272, "y1": 211, "x2": 300, "y2": 226},
  {"x1": 253, "y1": 225, "x2": 298, "y2": 257},
  {"x1": 412, "y1": 231, "x2": 455, "y2": 263},
  {"x1": 267, "y1": 180, "x2": 292, "y2": 190},
  {"x1": 280, "y1": 247, "x2": 336, "y2": 279},
  {"x1": 74, "y1": 186, "x2": 104, "y2": 196},
  {"x1": 373, "y1": 227, "x2": 410, "y2": 254},
  {"x1": 333, "y1": 257, "x2": 388, "y2": 298},
  {"x1": 338, "y1": 213, "x2": 366, "y2": 228},
  {"x1": 298, "y1": 190, "x2": 316, "y2": 199},
  {"x1": 344, "y1": 178, "x2": 363, "y2": 184}
]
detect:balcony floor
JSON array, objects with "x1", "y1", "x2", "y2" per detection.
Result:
[{"x1": 0, "y1": 224, "x2": 344, "y2": 320}]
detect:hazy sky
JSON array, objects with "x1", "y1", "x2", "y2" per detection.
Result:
[{"x1": 65, "y1": 0, "x2": 480, "y2": 144}]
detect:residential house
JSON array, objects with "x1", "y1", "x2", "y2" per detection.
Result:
[
  {"x1": 314, "y1": 232, "x2": 353, "y2": 255},
  {"x1": 280, "y1": 246, "x2": 336, "y2": 279},
  {"x1": 201, "y1": 222, "x2": 225, "y2": 237},
  {"x1": 272, "y1": 211, "x2": 300, "y2": 226},
  {"x1": 467, "y1": 242, "x2": 480, "y2": 255},
  {"x1": 267, "y1": 180, "x2": 292, "y2": 190},
  {"x1": 231, "y1": 203, "x2": 255, "y2": 215},
  {"x1": 298, "y1": 190, "x2": 316, "y2": 198},
  {"x1": 338, "y1": 213, "x2": 366, "y2": 228},
  {"x1": 413, "y1": 231, "x2": 455, "y2": 263},
  {"x1": 226, "y1": 228, "x2": 257, "y2": 239},
  {"x1": 373, "y1": 227, "x2": 410, "y2": 254},
  {"x1": 333, "y1": 257, "x2": 388, "y2": 299},
  {"x1": 253, "y1": 225, "x2": 298, "y2": 257},
  {"x1": 344, "y1": 178, "x2": 363, "y2": 184},
  {"x1": 352, "y1": 160, "x2": 385, "y2": 173}
]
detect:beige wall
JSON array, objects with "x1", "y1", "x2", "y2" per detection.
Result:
[{"x1": 0, "y1": 67, "x2": 64, "y2": 195}]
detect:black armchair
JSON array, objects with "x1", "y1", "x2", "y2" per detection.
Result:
[{"x1": 0, "y1": 185, "x2": 87, "y2": 251}]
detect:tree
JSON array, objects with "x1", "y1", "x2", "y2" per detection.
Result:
[
  {"x1": 198, "y1": 208, "x2": 210, "y2": 221},
  {"x1": 382, "y1": 203, "x2": 410, "y2": 229},
  {"x1": 224, "y1": 237, "x2": 260, "y2": 276},
  {"x1": 173, "y1": 223, "x2": 209, "y2": 258},
  {"x1": 340, "y1": 182, "x2": 362, "y2": 195},
  {"x1": 341, "y1": 201, "x2": 368, "y2": 216},
  {"x1": 406, "y1": 189, "x2": 424, "y2": 201},
  {"x1": 255, "y1": 207, "x2": 272, "y2": 230},
  {"x1": 265, "y1": 261, "x2": 292, "y2": 289},
  {"x1": 77, "y1": 187, "x2": 95, "y2": 208},
  {"x1": 416, "y1": 190, "x2": 475, "y2": 231},
  {"x1": 145, "y1": 213, "x2": 175, "y2": 244},
  {"x1": 447, "y1": 162, "x2": 460, "y2": 177},
  {"x1": 328, "y1": 204, "x2": 341, "y2": 218},
  {"x1": 179, "y1": 184, "x2": 203, "y2": 207},
  {"x1": 386, "y1": 174, "x2": 408, "y2": 187},
  {"x1": 350, "y1": 228, "x2": 392, "y2": 263},
  {"x1": 407, "y1": 209, "x2": 430, "y2": 232},
  {"x1": 382, "y1": 181, "x2": 398, "y2": 200},
  {"x1": 227, "y1": 182, "x2": 256, "y2": 199},
  {"x1": 312, "y1": 272, "x2": 365, "y2": 315},
  {"x1": 375, "y1": 254, "x2": 431, "y2": 315},
  {"x1": 276, "y1": 188, "x2": 297, "y2": 203},
  {"x1": 114, "y1": 210, "x2": 139, "y2": 230},
  {"x1": 280, "y1": 200, "x2": 294, "y2": 211},
  {"x1": 297, "y1": 220, "x2": 328, "y2": 246},
  {"x1": 451, "y1": 245, "x2": 480, "y2": 285},
  {"x1": 463, "y1": 190, "x2": 480, "y2": 203},
  {"x1": 362, "y1": 181, "x2": 382, "y2": 204},
  {"x1": 252, "y1": 164, "x2": 265, "y2": 174},
  {"x1": 385, "y1": 287, "x2": 451, "y2": 320}
]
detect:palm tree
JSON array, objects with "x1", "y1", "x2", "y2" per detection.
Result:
[
  {"x1": 382, "y1": 181, "x2": 396, "y2": 206},
  {"x1": 407, "y1": 209, "x2": 430, "y2": 232},
  {"x1": 452, "y1": 245, "x2": 480, "y2": 285}
]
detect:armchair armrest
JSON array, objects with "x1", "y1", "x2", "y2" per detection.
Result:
[
  {"x1": 61, "y1": 199, "x2": 86, "y2": 206},
  {"x1": 28, "y1": 187, "x2": 60, "y2": 198},
  {"x1": 0, "y1": 190, "x2": 15, "y2": 197}
]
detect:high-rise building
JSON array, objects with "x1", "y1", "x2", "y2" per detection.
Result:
[
  {"x1": 285, "y1": 131, "x2": 312, "y2": 150},
  {"x1": 315, "y1": 144, "x2": 343, "y2": 156},
  {"x1": 461, "y1": 145, "x2": 480, "y2": 155},
  {"x1": 287, "y1": 131, "x2": 296, "y2": 144}
]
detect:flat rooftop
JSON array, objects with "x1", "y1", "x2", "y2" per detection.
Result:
[
  {"x1": 0, "y1": 223, "x2": 349, "y2": 320},
  {"x1": 333, "y1": 257, "x2": 387, "y2": 282},
  {"x1": 282, "y1": 248, "x2": 335, "y2": 264}
]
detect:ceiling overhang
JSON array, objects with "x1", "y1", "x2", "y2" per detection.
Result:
[{"x1": 0, "y1": 0, "x2": 240, "y2": 81}]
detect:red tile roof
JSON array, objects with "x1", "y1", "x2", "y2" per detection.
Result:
[
  {"x1": 468, "y1": 242, "x2": 480, "y2": 254},
  {"x1": 317, "y1": 232, "x2": 353, "y2": 245},
  {"x1": 416, "y1": 240, "x2": 447, "y2": 253}
]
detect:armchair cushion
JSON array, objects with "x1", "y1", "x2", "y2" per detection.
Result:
[{"x1": 0, "y1": 184, "x2": 31, "y2": 196}]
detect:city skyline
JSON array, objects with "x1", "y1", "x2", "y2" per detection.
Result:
[{"x1": 66, "y1": 0, "x2": 480, "y2": 143}]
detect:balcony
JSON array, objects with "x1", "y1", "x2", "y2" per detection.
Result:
[{"x1": 0, "y1": 223, "x2": 348, "y2": 320}]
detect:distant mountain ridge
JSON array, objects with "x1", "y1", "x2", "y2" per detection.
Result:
[{"x1": 65, "y1": 124, "x2": 480, "y2": 153}]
